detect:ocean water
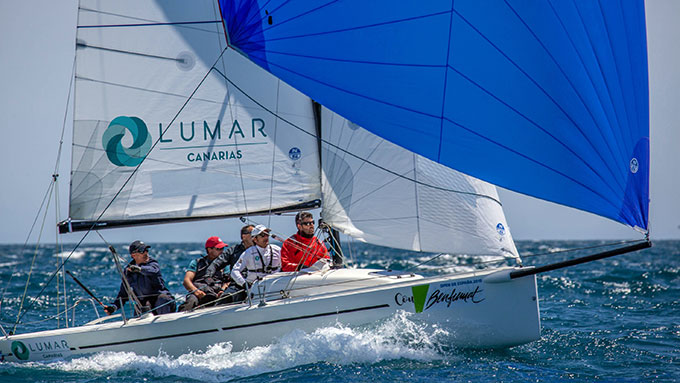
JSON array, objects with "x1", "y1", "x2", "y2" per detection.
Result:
[{"x1": 0, "y1": 240, "x2": 677, "y2": 382}]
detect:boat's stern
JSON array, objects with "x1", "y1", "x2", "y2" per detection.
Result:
[{"x1": 405, "y1": 268, "x2": 541, "y2": 348}]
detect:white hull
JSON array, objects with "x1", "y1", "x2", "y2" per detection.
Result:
[{"x1": 0, "y1": 267, "x2": 540, "y2": 362}]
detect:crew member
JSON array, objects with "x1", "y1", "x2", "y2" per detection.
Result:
[
  {"x1": 203, "y1": 225, "x2": 254, "y2": 287},
  {"x1": 280, "y1": 212, "x2": 329, "y2": 272},
  {"x1": 105, "y1": 240, "x2": 175, "y2": 315},
  {"x1": 178, "y1": 236, "x2": 229, "y2": 312},
  {"x1": 230, "y1": 224, "x2": 281, "y2": 294}
]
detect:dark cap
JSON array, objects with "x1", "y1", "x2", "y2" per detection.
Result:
[{"x1": 129, "y1": 240, "x2": 150, "y2": 254}]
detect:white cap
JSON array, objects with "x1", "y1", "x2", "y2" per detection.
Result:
[{"x1": 251, "y1": 224, "x2": 270, "y2": 236}]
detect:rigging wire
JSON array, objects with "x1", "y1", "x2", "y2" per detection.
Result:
[
  {"x1": 12, "y1": 48, "x2": 230, "y2": 329},
  {"x1": 13, "y1": 182, "x2": 56, "y2": 333},
  {"x1": 0, "y1": 177, "x2": 54, "y2": 317},
  {"x1": 3, "y1": 57, "x2": 77, "y2": 329},
  {"x1": 54, "y1": 181, "x2": 63, "y2": 329}
]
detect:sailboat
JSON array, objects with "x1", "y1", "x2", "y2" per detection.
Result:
[{"x1": 0, "y1": 0, "x2": 651, "y2": 362}]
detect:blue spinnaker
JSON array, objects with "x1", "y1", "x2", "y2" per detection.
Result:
[{"x1": 220, "y1": 0, "x2": 650, "y2": 231}]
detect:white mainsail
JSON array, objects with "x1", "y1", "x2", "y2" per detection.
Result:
[
  {"x1": 70, "y1": 1, "x2": 320, "y2": 224},
  {"x1": 320, "y1": 107, "x2": 519, "y2": 258}
]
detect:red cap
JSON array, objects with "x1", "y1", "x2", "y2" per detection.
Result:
[{"x1": 205, "y1": 236, "x2": 227, "y2": 249}]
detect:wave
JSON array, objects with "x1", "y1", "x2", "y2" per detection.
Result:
[
  {"x1": 20, "y1": 311, "x2": 445, "y2": 381},
  {"x1": 54, "y1": 251, "x2": 86, "y2": 259}
]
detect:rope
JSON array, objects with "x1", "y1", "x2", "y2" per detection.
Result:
[{"x1": 12, "y1": 48, "x2": 230, "y2": 330}]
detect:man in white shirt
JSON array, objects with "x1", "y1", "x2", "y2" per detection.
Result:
[{"x1": 231, "y1": 224, "x2": 281, "y2": 289}]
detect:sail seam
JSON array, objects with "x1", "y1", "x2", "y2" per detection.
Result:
[
  {"x1": 501, "y1": 0, "x2": 628, "y2": 190},
  {"x1": 75, "y1": 76, "x2": 223, "y2": 105},
  {"x1": 77, "y1": 20, "x2": 222, "y2": 29},
  {"x1": 594, "y1": 1, "x2": 645, "y2": 226},
  {"x1": 446, "y1": 65, "x2": 626, "y2": 203},
  {"x1": 249, "y1": 59, "x2": 440, "y2": 119},
  {"x1": 211, "y1": 68, "x2": 503, "y2": 205},
  {"x1": 78, "y1": 6, "x2": 222, "y2": 34},
  {"x1": 248, "y1": 9, "x2": 450, "y2": 45},
  {"x1": 332, "y1": 140, "x2": 385, "y2": 205},
  {"x1": 267, "y1": 81, "x2": 283, "y2": 220},
  {"x1": 444, "y1": 115, "x2": 625, "y2": 217},
  {"x1": 260, "y1": 0, "x2": 342, "y2": 34},
  {"x1": 569, "y1": 4, "x2": 633, "y2": 168},
  {"x1": 437, "y1": 0, "x2": 455, "y2": 161},
  {"x1": 594, "y1": 2, "x2": 636, "y2": 151},
  {"x1": 241, "y1": 0, "x2": 275, "y2": 29},
  {"x1": 413, "y1": 154, "x2": 423, "y2": 252},
  {"x1": 546, "y1": 1, "x2": 629, "y2": 180},
  {"x1": 452, "y1": 7, "x2": 626, "y2": 196},
  {"x1": 257, "y1": 49, "x2": 445, "y2": 67}
]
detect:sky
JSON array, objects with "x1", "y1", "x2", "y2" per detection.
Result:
[{"x1": 0, "y1": 1, "x2": 678, "y2": 245}]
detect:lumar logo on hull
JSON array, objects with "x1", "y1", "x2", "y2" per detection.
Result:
[
  {"x1": 102, "y1": 116, "x2": 152, "y2": 167},
  {"x1": 11, "y1": 341, "x2": 29, "y2": 360}
]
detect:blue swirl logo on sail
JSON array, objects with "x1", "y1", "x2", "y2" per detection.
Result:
[{"x1": 102, "y1": 116, "x2": 152, "y2": 167}]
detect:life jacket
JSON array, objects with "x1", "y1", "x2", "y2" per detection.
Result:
[
  {"x1": 253, "y1": 245, "x2": 276, "y2": 273},
  {"x1": 194, "y1": 256, "x2": 223, "y2": 284}
]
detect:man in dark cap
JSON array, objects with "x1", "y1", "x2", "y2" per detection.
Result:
[
  {"x1": 104, "y1": 240, "x2": 175, "y2": 316},
  {"x1": 178, "y1": 236, "x2": 230, "y2": 311}
]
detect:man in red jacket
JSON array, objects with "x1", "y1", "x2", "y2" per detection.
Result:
[{"x1": 281, "y1": 212, "x2": 329, "y2": 272}]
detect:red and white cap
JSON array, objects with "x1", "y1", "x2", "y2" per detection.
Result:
[{"x1": 205, "y1": 236, "x2": 227, "y2": 249}]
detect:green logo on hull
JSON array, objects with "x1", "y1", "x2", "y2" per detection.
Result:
[
  {"x1": 11, "y1": 341, "x2": 29, "y2": 360},
  {"x1": 411, "y1": 284, "x2": 430, "y2": 313}
]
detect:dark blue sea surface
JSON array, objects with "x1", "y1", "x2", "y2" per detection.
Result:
[{"x1": 0, "y1": 240, "x2": 677, "y2": 382}]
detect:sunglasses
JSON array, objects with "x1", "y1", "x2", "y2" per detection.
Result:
[{"x1": 299, "y1": 221, "x2": 314, "y2": 226}]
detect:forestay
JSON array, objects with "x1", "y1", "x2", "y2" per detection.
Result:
[
  {"x1": 220, "y1": 0, "x2": 650, "y2": 232},
  {"x1": 320, "y1": 107, "x2": 518, "y2": 258},
  {"x1": 67, "y1": 0, "x2": 320, "y2": 230}
]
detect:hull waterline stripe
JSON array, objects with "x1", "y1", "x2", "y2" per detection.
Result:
[
  {"x1": 221, "y1": 303, "x2": 391, "y2": 331},
  {"x1": 77, "y1": 304, "x2": 390, "y2": 350},
  {"x1": 79, "y1": 328, "x2": 220, "y2": 350}
]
